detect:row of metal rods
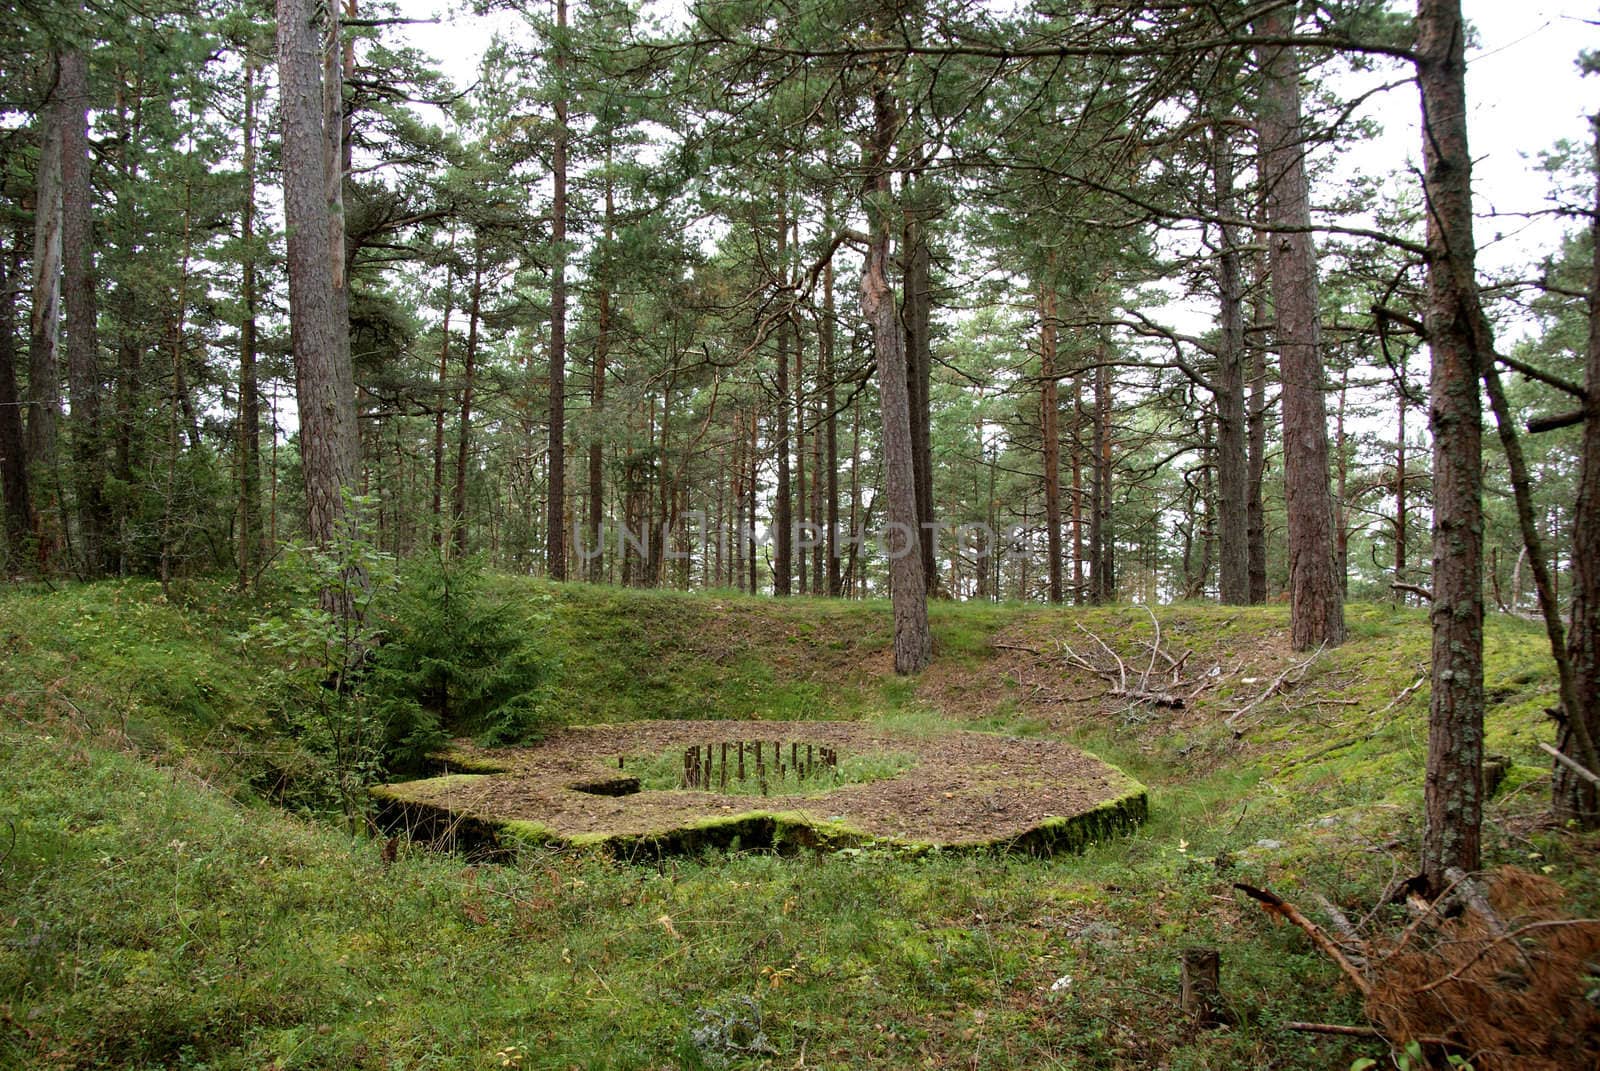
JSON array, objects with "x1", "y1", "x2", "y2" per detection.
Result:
[{"x1": 682, "y1": 741, "x2": 838, "y2": 793}]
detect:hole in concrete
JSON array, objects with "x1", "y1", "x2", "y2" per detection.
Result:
[
  {"x1": 567, "y1": 776, "x2": 642, "y2": 797},
  {"x1": 676, "y1": 739, "x2": 840, "y2": 794}
]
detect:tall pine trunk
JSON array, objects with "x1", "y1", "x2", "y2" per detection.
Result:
[
  {"x1": 1039, "y1": 280, "x2": 1062, "y2": 603},
  {"x1": 1254, "y1": 6, "x2": 1344, "y2": 648},
  {"x1": 1556, "y1": 118, "x2": 1600, "y2": 828},
  {"x1": 588, "y1": 161, "x2": 613, "y2": 585},
  {"x1": 863, "y1": 81, "x2": 929, "y2": 673},
  {"x1": 28, "y1": 81, "x2": 64, "y2": 568},
  {"x1": 452, "y1": 244, "x2": 483, "y2": 555},
  {"x1": 545, "y1": 0, "x2": 569, "y2": 580},
  {"x1": 823, "y1": 237, "x2": 841, "y2": 597},
  {"x1": 773, "y1": 189, "x2": 793, "y2": 596},
  {"x1": 1417, "y1": 0, "x2": 1488, "y2": 889},
  {"x1": 238, "y1": 56, "x2": 263, "y2": 587},
  {"x1": 810, "y1": 341, "x2": 823, "y2": 594},
  {"x1": 277, "y1": 0, "x2": 360, "y2": 550},
  {"x1": 431, "y1": 238, "x2": 455, "y2": 549},
  {"x1": 1395, "y1": 387, "x2": 1409, "y2": 592},
  {"x1": 0, "y1": 248, "x2": 33, "y2": 565},
  {"x1": 902, "y1": 217, "x2": 935, "y2": 594},
  {"x1": 1247, "y1": 280, "x2": 1269, "y2": 604},
  {"x1": 60, "y1": 50, "x2": 108, "y2": 575},
  {"x1": 1212, "y1": 119, "x2": 1250, "y2": 604},
  {"x1": 747, "y1": 406, "x2": 759, "y2": 594},
  {"x1": 1090, "y1": 354, "x2": 1114, "y2": 602},
  {"x1": 795, "y1": 314, "x2": 808, "y2": 594},
  {"x1": 1072, "y1": 373, "x2": 1086, "y2": 602}
]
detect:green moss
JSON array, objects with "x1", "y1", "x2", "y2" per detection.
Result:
[{"x1": 6, "y1": 582, "x2": 1595, "y2": 1071}]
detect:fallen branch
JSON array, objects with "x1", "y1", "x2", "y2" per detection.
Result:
[
  {"x1": 1375, "y1": 675, "x2": 1427, "y2": 717},
  {"x1": 1540, "y1": 741, "x2": 1600, "y2": 788},
  {"x1": 1389, "y1": 582, "x2": 1434, "y2": 602},
  {"x1": 991, "y1": 642, "x2": 1045, "y2": 656},
  {"x1": 1142, "y1": 605, "x2": 1163, "y2": 690},
  {"x1": 1284, "y1": 1021, "x2": 1381, "y2": 1038},
  {"x1": 1079, "y1": 623, "x2": 1129, "y2": 694},
  {"x1": 1225, "y1": 646, "x2": 1325, "y2": 731},
  {"x1": 1286, "y1": 1022, "x2": 1459, "y2": 1050},
  {"x1": 1113, "y1": 689, "x2": 1186, "y2": 709},
  {"x1": 1313, "y1": 892, "x2": 1369, "y2": 964},
  {"x1": 1050, "y1": 614, "x2": 1212, "y2": 714},
  {"x1": 1234, "y1": 882, "x2": 1373, "y2": 998},
  {"x1": 1443, "y1": 866, "x2": 1507, "y2": 939}
]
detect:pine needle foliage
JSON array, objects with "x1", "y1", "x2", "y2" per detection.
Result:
[{"x1": 369, "y1": 552, "x2": 556, "y2": 762}]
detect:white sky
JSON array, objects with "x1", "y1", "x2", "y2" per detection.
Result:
[{"x1": 1424, "y1": 2, "x2": 1594, "y2": 274}]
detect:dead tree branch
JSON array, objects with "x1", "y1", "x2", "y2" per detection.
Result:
[
  {"x1": 1234, "y1": 883, "x2": 1374, "y2": 998},
  {"x1": 1224, "y1": 646, "x2": 1325, "y2": 732}
]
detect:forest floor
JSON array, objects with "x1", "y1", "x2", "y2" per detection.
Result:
[
  {"x1": 374, "y1": 719, "x2": 1145, "y2": 850},
  {"x1": 1, "y1": 579, "x2": 1596, "y2": 1071}
]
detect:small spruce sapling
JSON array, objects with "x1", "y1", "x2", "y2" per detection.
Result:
[{"x1": 368, "y1": 553, "x2": 555, "y2": 762}]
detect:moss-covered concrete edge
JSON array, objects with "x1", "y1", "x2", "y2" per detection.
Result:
[
  {"x1": 369, "y1": 765, "x2": 1149, "y2": 860},
  {"x1": 423, "y1": 747, "x2": 511, "y2": 775}
]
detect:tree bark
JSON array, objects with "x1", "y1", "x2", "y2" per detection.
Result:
[
  {"x1": 1254, "y1": 6, "x2": 1344, "y2": 648},
  {"x1": 795, "y1": 309, "x2": 808, "y2": 595},
  {"x1": 589, "y1": 160, "x2": 613, "y2": 585},
  {"x1": 238, "y1": 55, "x2": 262, "y2": 587},
  {"x1": 773, "y1": 190, "x2": 793, "y2": 597},
  {"x1": 1483, "y1": 360, "x2": 1598, "y2": 792},
  {"x1": 823, "y1": 234, "x2": 841, "y2": 597},
  {"x1": 1557, "y1": 116, "x2": 1600, "y2": 828},
  {"x1": 1334, "y1": 366, "x2": 1349, "y2": 598},
  {"x1": 810, "y1": 335, "x2": 823, "y2": 595},
  {"x1": 0, "y1": 247, "x2": 33, "y2": 566},
  {"x1": 1072, "y1": 372, "x2": 1086, "y2": 602},
  {"x1": 1247, "y1": 291, "x2": 1269, "y2": 604},
  {"x1": 1213, "y1": 119, "x2": 1251, "y2": 605},
  {"x1": 1039, "y1": 280, "x2": 1063, "y2": 603},
  {"x1": 731, "y1": 411, "x2": 745, "y2": 590},
  {"x1": 158, "y1": 160, "x2": 197, "y2": 590},
  {"x1": 863, "y1": 81, "x2": 930, "y2": 673},
  {"x1": 546, "y1": 0, "x2": 569, "y2": 580},
  {"x1": 452, "y1": 243, "x2": 483, "y2": 556},
  {"x1": 1395, "y1": 387, "x2": 1409, "y2": 594},
  {"x1": 847, "y1": 396, "x2": 861, "y2": 597},
  {"x1": 108, "y1": 76, "x2": 143, "y2": 575},
  {"x1": 59, "y1": 50, "x2": 109, "y2": 575},
  {"x1": 277, "y1": 0, "x2": 361, "y2": 550},
  {"x1": 27, "y1": 80, "x2": 64, "y2": 567},
  {"x1": 1417, "y1": 0, "x2": 1488, "y2": 889},
  {"x1": 902, "y1": 216, "x2": 936, "y2": 594},
  {"x1": 1090, "y1": 353, "x2": 1114, "y2": 602},
  {"x1": 431, "y1": 238, "x2": 455, "y2": 549}
]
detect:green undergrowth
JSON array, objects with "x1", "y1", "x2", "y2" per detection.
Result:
[
  {"x1": 624, "y1": 745, "x2": 916, "y2": 796},
  {"x1": 0, "y1": 580, "x2": 284, "y2": 799},
  {"x1": 2, "y1": 579, "x2": 1596, "y2": 1070}
]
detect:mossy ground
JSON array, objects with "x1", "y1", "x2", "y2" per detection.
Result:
[{"x1": 1, "y1": 579, "x2": 1596, "y2": 1070}]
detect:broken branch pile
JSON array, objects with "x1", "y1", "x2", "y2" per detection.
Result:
[{"x1": 1237, "y1": 868, "x2": 1600, "y2": 1070}]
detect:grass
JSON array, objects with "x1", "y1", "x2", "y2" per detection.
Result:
[
  {"x1": 1, "y1": 578, "x2": 1595, "y2": 1070},
  {"x1": 624, "y1": 744, "x2": 916, "y2": 796}
]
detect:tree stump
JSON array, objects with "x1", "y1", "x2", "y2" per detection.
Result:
[
  {"x1": 1180, "y1": 948, "x2": 1224, "y2": 1027},
  {"x1": 1483, "y1": 754, "x2": 1509, "y2": 798}
]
